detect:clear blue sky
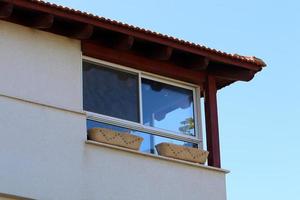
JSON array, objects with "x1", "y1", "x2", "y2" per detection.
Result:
[{"x1": 48, "y1": 0, "x2": 300, "y2": 199}]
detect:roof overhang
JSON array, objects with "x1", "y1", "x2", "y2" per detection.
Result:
[{"x1": 0, "y1": 0, "x2": 266, "y2": 89}]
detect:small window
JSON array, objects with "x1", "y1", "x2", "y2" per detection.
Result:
[{"x1": 83, "y1": 58, "x2": 202, "y2": 153}]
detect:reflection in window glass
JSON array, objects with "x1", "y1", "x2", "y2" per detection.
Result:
[
  {"x1": 87, "y1": 120, "x2": 197, "y2": 154},
  {"x1": 142, "y1": 78, "x2": 195, "y2": 136},
  {"x1": 83, "y1": 62, "x2": 139, "y2": 122}
]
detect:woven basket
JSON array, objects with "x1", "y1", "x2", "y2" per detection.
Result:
[
  {"x1": 88, "y1": 128, "x2": 144, "y2": 150},
  {"x1": 155, "y1": 143, "x2": 209, "y2": 164}
]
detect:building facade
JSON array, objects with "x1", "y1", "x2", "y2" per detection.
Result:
[{"x1": 0, "y1": 1, "x2": 265, "y2": 200}]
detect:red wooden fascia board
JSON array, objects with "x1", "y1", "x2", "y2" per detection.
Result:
[{"x1": 5, "y1": 0, "x2": 265, "y2": 71}]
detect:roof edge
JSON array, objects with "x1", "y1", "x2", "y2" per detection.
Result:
[{"x1": 4, "y1": 0, "x2": 266, "y2": 69}]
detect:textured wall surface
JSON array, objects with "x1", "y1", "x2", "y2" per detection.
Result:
[{"x1": 0, "y1": 21, "x2": 227, "y2": 200}]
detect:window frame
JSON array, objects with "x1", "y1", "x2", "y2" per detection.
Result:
[{"x1": 83, "y1": 56, "x2": 203, "y2": 148}]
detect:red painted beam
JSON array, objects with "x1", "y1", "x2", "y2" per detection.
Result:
[
  {"x1": 31, "y1": 13, "x2": 54, "y2": 29},
  {"x1": 3, "y1": 0, "x2": 262, "y2": 71},
  {"x1": 209, "y1": 64, "x2": 256, "y2": 81},
  {"x1": 149, "y1": 46, "x2": 173, "y2": 61},
  {"x1": 204, "y1": 75, "x2": 221, "y2": 168},
  {"x1": 70, "y1": 24, "x2": 94, "y2": 40},
  {"x1": 82, "y1": 41, "x2": 206, "y2": 85},
  {"x1": 112, "y1": 34, "x2": 135, "y2": 50},
  {"x1": 184, "y1": 56, "x2": 209, "y2": 70},
  {"x1": 0, "y1": 2, "x2": 13, "y2": 19}
]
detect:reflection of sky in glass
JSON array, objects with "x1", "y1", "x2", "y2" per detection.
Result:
[
  {"x1": 142, "y1": 78, "x2": 195, "y2": 136},
  {"x1": 87, "y1": 120, "x2": 197, "y2": 154}
]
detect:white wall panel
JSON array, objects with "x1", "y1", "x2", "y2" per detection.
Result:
[{"x1": 0, "y1": 21, "x2": 82, "y2": 112}]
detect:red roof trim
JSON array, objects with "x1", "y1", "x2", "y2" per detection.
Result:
[{"x1": 7, "y1": 0, "x2": 266, "y2": 69}]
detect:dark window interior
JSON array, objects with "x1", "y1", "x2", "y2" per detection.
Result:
[{"x1": 83, "y1": 61, "x2": 140, "y2": 122}]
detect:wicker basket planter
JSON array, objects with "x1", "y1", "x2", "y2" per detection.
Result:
[
  {"x1": 87, "y1": 128, "x2": 144, "y2": 150},
  {"x1": 155, "y1": 143, "x2": 209, "y2": 164}
]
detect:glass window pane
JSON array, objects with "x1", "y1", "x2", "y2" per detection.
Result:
[
  {"x1": 83, "y1": 61, "x2": 139, "y2": 122},
  {"x1": 142, "y1": 78, "x2": 195, "y2": 136},
  {"x1": 87, "y1": 120, "x2": 197, "y2": 154}
]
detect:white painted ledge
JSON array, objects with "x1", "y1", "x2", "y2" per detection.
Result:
[{"x1": 85, "y1": 140, "x2": 230, "y2": 174}]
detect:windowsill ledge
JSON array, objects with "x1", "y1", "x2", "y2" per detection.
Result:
[{"x1": 85, "y1": 140, "x2": 229, "y2": 174}]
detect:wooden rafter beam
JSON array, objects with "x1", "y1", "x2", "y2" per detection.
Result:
[
  {"x1": 131, "y1": 40, "x2": 173, "y2": 61},
  {"x1": 82, "y1": 40, "x2": 206, "y2": 85},
  {"x1": 188, "y1": 57, "x2": 210, "y2": 70},
  {"x1": 0, "y1": 2, "x2": 13, "y2": 19},
  {"x1": 149, "y1": 45, "x2": 173, "y2": 61},
  {"x1": 69, "y1": 23, "x2": 94, "y2": 40},
  {"x1": 112, "y1": 34, "x2": 134, "y2": 50},
  {"x1": 31, "y1": 13, "x2": 54, "y2": 29},
  {"x1": 209, "y1": 66, "x2": 255, "y2": 81},
  {"x1": 171, "y1": 51, "x2": 209, "y2": 70},
  {"x1": 88, "y1": 29, "x2": 134, "y2": 50}
]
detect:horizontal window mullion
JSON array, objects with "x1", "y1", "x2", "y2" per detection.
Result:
[{"x1": 86, "y1": 111, "x2": 201, "y2": 144}]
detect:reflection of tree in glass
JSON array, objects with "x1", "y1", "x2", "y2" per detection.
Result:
[{"x1": 179, "y1": 117, "x2": 194, "y2": 135}]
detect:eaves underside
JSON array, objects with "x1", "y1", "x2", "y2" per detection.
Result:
[{"x1": 0, "y1": 0, "x2": 266, "y2": 89}]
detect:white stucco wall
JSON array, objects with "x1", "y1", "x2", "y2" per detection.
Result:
[
  {"x1": 0, "y1": 20, "x2": 82, "y2": 112},
  {"x1": 0, "y1": 21, "x2": 227, "y2": 200}
]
